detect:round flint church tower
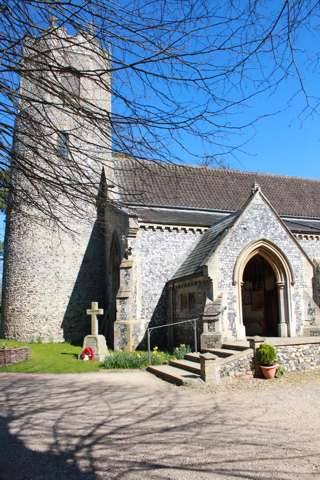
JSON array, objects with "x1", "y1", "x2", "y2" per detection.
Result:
[{"x1": 1, "y1": 25, "x2": 111, "y2": 342}]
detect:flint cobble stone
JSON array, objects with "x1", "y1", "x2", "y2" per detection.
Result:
[
  {"x1": 277, "y1": 344, "x2": 320, "y2": 372},
  {"x1": 219, "y1": 352, "x2": 254, "y2": 379},
  {"x1": 134, "y1": 229, "x2": 202, "y2": 339}
]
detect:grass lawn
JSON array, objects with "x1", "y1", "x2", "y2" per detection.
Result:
[
  {"x1": 0, "y1": 341, "x2": 188, "y2": 374},
  {"x1": 0, "y1": 340, "x2": 103, "y2": 374}
]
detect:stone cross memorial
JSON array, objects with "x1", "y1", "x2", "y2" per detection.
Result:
[
  {"x1": 82, "y1": 301, "x2": 109, "y2": 361},
  {"x1": 87, "y1": 301, "x2": 103, "y2": 336}
]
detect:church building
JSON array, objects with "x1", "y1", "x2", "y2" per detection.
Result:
[{"x1": 2, "y1": 27, "x2": 320, "y2": 350}]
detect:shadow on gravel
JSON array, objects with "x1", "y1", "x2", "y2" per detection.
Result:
[
  {"x1": 0, "y1": 415, "x2": 94, "y2": 480},
  {"x1": 0, "y1": 374, "x2": 319, "y2": 480}
]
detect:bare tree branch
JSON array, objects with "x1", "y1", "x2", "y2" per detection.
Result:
[{"x1": 0, "y1": 0, "x2": 319, "y2": 226}]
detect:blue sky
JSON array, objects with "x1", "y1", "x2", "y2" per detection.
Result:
[
  {"x1": 2, "y1": 3, "x2": 320, "y2": 252},
  {"x1": 202, "y1": 17, "x2": 320, "y2": 180},
  {"x1": 168, "y1": 20, "x2": 320, "y2": 181},
  {"x1": 226, "y1": 106, "x2": 320, "y2": 178},
  {"x1": 119, "y1": 2, "x2": 320, "y2": 181},
  {"x1": 163, "y1": 82, "x2": 320, "y2": 180}
]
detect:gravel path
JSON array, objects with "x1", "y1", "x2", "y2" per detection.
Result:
[{"x1": 1, "y1": 370, "x2": 320, "y2": 479}]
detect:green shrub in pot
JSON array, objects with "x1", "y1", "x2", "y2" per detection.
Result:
[{"x1": 256, "y1": 343, "x2": 277, "y2": 366}]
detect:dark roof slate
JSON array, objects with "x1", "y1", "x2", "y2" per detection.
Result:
[
  {"x1": 171, "y1": 213, "x2": 239, "y2": 280},
  {"x1": 128, "y1": 205, "x2": 320, "y2": 234},
  {"x1": 284, "y1": 219, "x2": 320, "y2": 234},
  {"x1": 128, "y1": 206, "x2": 226, "y2": 227},
  {"x1": 113, "y1": 155, "x2": 320, "y2": 219}
]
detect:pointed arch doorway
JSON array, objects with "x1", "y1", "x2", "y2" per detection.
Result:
[
  {"x1": 234, "y1": 240, "x2": 293, "y2": 338},
  {"x1": 242, "y1": 254, "x2": 279, "y2": 336}
]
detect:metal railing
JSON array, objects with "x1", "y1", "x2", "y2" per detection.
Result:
[{"x1": 147, "y1": 317, "x2": 199, "y2": 365}]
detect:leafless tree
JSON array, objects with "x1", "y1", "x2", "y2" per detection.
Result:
[{"x1": 1, "y1": 1, "x2": 319, "y2": 225}]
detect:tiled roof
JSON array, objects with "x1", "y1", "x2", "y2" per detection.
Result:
[
  {"x1": 171, "y1": 214, "x2": 239, "y2": 280},
  {"x1": 113, "y1": 155, "x2": 320, "y2": 218}
]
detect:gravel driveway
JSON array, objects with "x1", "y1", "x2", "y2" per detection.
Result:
[{"x1": 1, "y1": 370, "x2": 320, "y2": 480}]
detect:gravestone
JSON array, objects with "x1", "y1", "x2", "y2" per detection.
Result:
[{"x1": 82, "y1": 301, "x2": 109, "y2": 361}]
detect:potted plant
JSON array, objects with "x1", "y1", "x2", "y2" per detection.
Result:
[{"x1": 256, "y1": 343, "x2": 278, "y2": 379}]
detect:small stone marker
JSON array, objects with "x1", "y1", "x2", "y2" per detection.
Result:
[{"x1": 82, "y1": 301, "x2": 109, "y2": 361}]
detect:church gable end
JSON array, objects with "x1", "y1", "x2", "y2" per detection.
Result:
[{"x1": 207, "y1": 188, "x2": 318, "y2": 340}]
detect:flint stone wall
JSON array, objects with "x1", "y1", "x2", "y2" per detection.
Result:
[
  {"x1": 2, "y1": 212, "x2": 105, "y2": 344},
  {"x1": 173, "y1": 278, "x2": 209, "y2": 349},
  {"x1": 276, "y1": 343, "x2": 320, "y2": 372},
  {"x1": 219, "y1": 351, "x2": 254, "y2": 379},
  {"x1": 0, "y1": 347, "x2": 30, "y2": 367},
  {"x1": 202, "y1": 339, "x2": 320, "y2": 383},
  {"x1": 133, "y1": 227, "x2": 202, "y2": 347},
  {"x1": 200, "y1": 350, "x2": 254, "y2": 383},
  {"x1": 251, "y1": 338, "x2": 320, "y2": 374},
  {"x1": 297, "y1": 238, "x2": 320, "y2": 263}
]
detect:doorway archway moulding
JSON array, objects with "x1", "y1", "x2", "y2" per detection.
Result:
[
  {"x1": 233, "y1": 239, "x2": 295, "y2": 287},
  {"x1": 233, "y1": 239, "x2": 294, "y2": 338}
]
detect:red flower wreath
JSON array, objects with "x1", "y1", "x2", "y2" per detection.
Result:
[{"x1": 81, "y1": 347, "x2": 95, "y2": 361}]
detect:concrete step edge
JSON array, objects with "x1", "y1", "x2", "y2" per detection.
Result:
[
  {"x1": 184, "y1": 352, "x2": 201, "y2": 363},
  {"x1": 222, "y1": 343, "x2": 250, "y2": 351},
  {"x1": 203, "y1": 348, "x2": 235, "y2": 357},
  {"x1": 169, "y1": 358, "x2": 201, "y2": 374},
  {"x1": 147, "y1": 364, "x2": 201, "y2": 385},
  {"x1": 147, "y1": 365, "x2": 185, "y2": 385}
]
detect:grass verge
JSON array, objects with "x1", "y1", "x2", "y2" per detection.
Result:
[
  {"x1": 0, "y1": 340, "x2": 102, "y2": 374},
  {"x1": 0, "y1": 340, "x2": 182, "y2": 373}
]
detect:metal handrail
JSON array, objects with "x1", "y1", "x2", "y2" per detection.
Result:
[{"x1": 147, "y1": 317, "x2": 199, "y2": 365}]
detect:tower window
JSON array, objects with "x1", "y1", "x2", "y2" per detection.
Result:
[
  {"x1": 60, "y1": 72, "x2": 81, "y2": 99},
  {"x1": 57, "y1": 131, "x2": 69, "y2": 158}
]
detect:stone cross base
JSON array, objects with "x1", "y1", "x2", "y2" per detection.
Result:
[{"x1": 82, "y1": 335, "x2": 109, "y2": 361}]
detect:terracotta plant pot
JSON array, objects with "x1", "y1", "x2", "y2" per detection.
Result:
[{"x1": 260, "y1": 364, "x2": 278, "y2": 379}]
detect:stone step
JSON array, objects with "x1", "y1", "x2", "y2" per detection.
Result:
[
  {"x1": 222, "y1": 342, "x2": 250, "y2": 351},
  {"x1": 184, "y1": 352, "x2": 201, "y2": 363},
  {"x1": 169, "y1": 358, "x2": 201, "y2": 374},
  {"x1": 203, "y1": 347, "x2": 236, "y2": 358},
  {"x1": 147, "y1": 364, "x2": 201, "y2": 386}
]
